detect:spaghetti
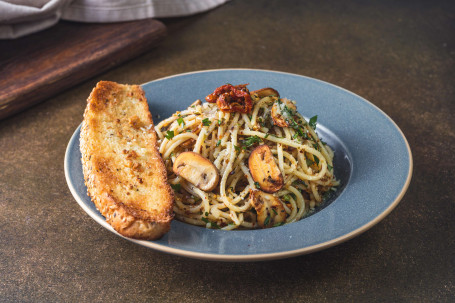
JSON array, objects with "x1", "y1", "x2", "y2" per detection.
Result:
[{"x1": 155, "y1": 84, "x2": 339, "y2": 230}]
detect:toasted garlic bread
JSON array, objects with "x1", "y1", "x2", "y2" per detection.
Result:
[{"x1": 80, "y1": 81, "x2": 174, "y2": 240}]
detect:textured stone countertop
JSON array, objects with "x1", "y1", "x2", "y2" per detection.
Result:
[{"x1": 1, "y1": 1, "x2": 454, "y2": 302}]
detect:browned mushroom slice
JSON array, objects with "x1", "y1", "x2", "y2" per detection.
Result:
[
  {"x1": 251, "y1": 87, "x2": 280, "y2": 99},
  {"x1": 173, "y1": 151, "x2": 220, "y2": 191},
  {"x1": 248, "y1": 145, "x2": 283, "y2": 193},
  {"x1": 188, "y1": 99, "x2": 202, "y2": 108},
  {"x1": 249, "y1": 189, "x2": 286, "y2": 228},
  {"x1": 271, "y1": 98, "x2": 297, "y2": 127}
]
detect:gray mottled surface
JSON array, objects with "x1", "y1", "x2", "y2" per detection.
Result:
[{"x1": 1, "y1": 0, "x2": 454, "y2": 302}]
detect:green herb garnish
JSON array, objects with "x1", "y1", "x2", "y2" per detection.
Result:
[
  {"x1": 165, "y1": 130, "x2": 174, "y2": 140},
  {"x1": 301, "y1": 132, "x2": 310, "y2": 140},
  {"x1": 216, "y1": 140, "x2": 221, "y2": 147},
  {"x1": 264, "y1": 214, "x2": 271, "y2": 226},
  {"x1": 306, "y1": 158, "x2": 314, "y2": 167},
  {"x1": 177, "y1": 117, "x2": 185, "y2": 126},
  {"x1": 241, "y1": 135, "x2": 261, "y2": 148},
  {"x1": 211, "y1": 221, "x2": 221, "y2": 229},
  {"x1": 202, "y1": 118, "x2": 211, "y2": 126},
  {"x1": 322, "y1": 191, "x2": 332, "y2": 200},
  {"x1": 279, "y1": 104, "x2": 309, "y2": 140},
  {"x1": 254, "y1": 182, "x2": 261, "y2": 189},
  {"x1": 309, "y1": 115, "x2": 318, "y2": 129},
  {"x1": 201, "y1": 217, "x2": 221, "y2": 229},
  {"x1": 170, "y1": 183, "x2": 181, "y2": 192}
]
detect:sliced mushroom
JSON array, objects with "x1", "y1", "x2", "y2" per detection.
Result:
[
  {"x1": 173, "y1": 152, "x2": 219, "y2": 191},
  {"x1": 251, "y1": 87, "x2": 280, "y2": 99},
  {"x1": 188, "y1": 99, "x2": 202, "y2": 108},
  {"x1": 249, "y1": 189, "x2": 286, "y2": 228},
  {"x1": 271, "y1": 98, "x2": 297, "y2": 127},
  {"x1": 248, "y1": 145, "x2": 283, "y2": 193}
]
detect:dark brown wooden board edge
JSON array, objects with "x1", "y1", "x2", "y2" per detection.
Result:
[{"x1": 0, "y1": 19, "x2": 167, "y2": 120}]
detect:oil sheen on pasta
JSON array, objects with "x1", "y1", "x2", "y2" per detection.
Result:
[{"x1": 155, "y1": 85, "x2": 339, "y2": 230}]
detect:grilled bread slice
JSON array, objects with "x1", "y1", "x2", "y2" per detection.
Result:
[{"x1": 80, "y1": 81, "x2": 174, "y2": 240}]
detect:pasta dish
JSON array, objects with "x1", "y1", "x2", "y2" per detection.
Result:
[{"x1": 155, "y1": 84, "x2": 339, "y2": 230}]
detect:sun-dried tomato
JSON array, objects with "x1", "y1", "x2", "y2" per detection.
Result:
[{"x1": 205, "y1": 84, "x2": 253, "y2": 113}]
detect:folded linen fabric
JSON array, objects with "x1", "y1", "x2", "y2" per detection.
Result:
[
  {"x1": 0, "y1": 0, "x2": 72, "y2": 39},
  {"x1": 0, "y1": 0, "x2": 229, "y2": 39}
]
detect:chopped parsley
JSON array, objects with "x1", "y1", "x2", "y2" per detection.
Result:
[
  {"x1": 322, "y1": 191, "x2": 332, "y2": 200},
  {"x1": 309, "y1": 115, "x2": 318, "y2": 129},
  {"x1": 202, "y1": 118, "x2": 211, "y2": 126},
  {"x1": 314, "y1": 155, "x2": 320, "y2": 166},
  {"x1": 273, "y1": 222, "x2": 285, "y2": 227},
  {"x1": 306, "y1": 158, "x2": 314, "y2": 167},
  {"x1": 264, "y1": 214, "x2": 271, "y2": 226},
  {"x1": 327, "y1": 164, "x2": 333, "y2": 172},
  {"x1": 301, "y1": 132, "x2": 310, "y2": 140},
  {"x1": 241, "y1": 135, "x2": 261, "y2": 148},
  {"x1": 177, "y1": 117, "x2": 185, "y2": 126},
  {"x1": 170, "y1": 183, "x2": 181, "y2": 192},
  {"x1": 254, "y1": 182, "x2": 261, "y2": 189},
  {"x1": 201, "y1": 217, "x2": 220, "y2": 229},
  {"x1": 216, "y1": 140, "x2": 221, "y2": 147},
  {"x1": 211, "y1": 221, "x2": 221, "y2": 229},
  {"x1": 165, "y1": 130, "x2": 174, "y2": 140},
  {"x1": 282, "y1": 194, "x2": 291, "y2": 202},
  {"x1": 264, "y1": 134, "x2": 270, "y2": 139},
  {"x1": 278, "y1": 103, "x2": 311, "y2": 141}
]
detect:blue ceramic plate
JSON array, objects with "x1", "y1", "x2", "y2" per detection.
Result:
[{"x1": 65, "y1": 69, "x2": 412, "y2": 261}]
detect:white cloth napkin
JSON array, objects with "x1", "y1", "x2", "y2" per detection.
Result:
[{"x1": 0, "y1": 0, "x2": 229, "y2": 39}]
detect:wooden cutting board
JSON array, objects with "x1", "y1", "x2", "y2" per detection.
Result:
[{"x1": 0, "y1": 19, "x2": 167, "y2": 120}]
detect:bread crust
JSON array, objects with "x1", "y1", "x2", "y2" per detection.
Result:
[{"x1": 80, "y1": 81, "x2": 174, "y2": 240}]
